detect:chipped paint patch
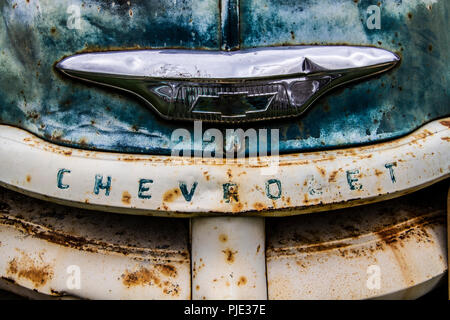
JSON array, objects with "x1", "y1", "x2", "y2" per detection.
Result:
[{"x1": 6, "y1": 251, "x2": 53, "y2": 288}]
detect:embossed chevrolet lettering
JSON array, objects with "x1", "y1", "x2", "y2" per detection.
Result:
[
  {"x1": 56, "y1": 46, "x2": 400, "y2": 122},
  {"x1": 55, "y1": 161, "x2": 398, "y2": 201}
]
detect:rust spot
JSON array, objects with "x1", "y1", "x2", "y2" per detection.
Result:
[
  {"x1": 27, "y1": 111, "x2": 40, "y2": 120},
  {"x1": 237, "y1": 276, "x2": 247, "y2": 286},
  {"x1": 328, "y1": 170, "x2": 338, "y2": 183},
  {"x1": 440, "y1": 121, "x2": 450, "y2": 128},
  {"x1": 79, "y1": 137, "x2": 88, "y2": 146},
  {"x1": 253, "y1": 202, "x2": 267, "y2": 211},
  {"x1": 256, "y1": 244, "x2": 261, "y2": 253},
  {"x1": 196, "y1": 285, "x2": 200, "y2": 290},
  {"x1": 121, "y1": 266, "x2": 181, "y2": 296},
  {"x1": 155, "y1": 264, "x2": 177, "y2": 278},
  {"x1": 121, "y1": 156, "x2": 138, "y2": 162},
  {"x1": 374, "y1": 169, "x2": 383, "y2": 177},
  {"x1": 26, "y1": 175, "x2": 31, "y2": 183},
  {"x1": 63, "y1": 150, "x2": 72, "y2": 156},
  {"x1": 7, "y1": 253, "x2": 53, "y2": 288},
  {"x1": 358, "y1": 154, "x2": 373, "y2": 159},
  {"x1": 232, "y1": 202, "x2": 244, "y2": 212},
  {"x1": 317, "y1": 167, "x2": 326, "y2": 177},
  {"x1": 163, "y1": 188, "x2": 180, "y2": 203},
  {"x1": 222, "y1": 248, "x2": 237, "y2": 264},
  {"x1": 121, "y1": 191, "x2": 131, "y2": 205},
  {"x1": 428, "y1": 44, "x2": 432, "y2": 52},
  {"x1": 219, "y1": 234, "x2": 228, "y2": 243},
  {"x1": 441, "y1": 137, "x2": 450, "y2": 142},
  {"x1": 303, "y1": 193, "x2": 309, "y2": 204},
  {"x1": 7, "y1": 260, "x2": 18, "y2": 274},
  {"x1": 407, "y1": 12, "x2": 412, "y2": 19},
  {"x1": 226, "y1": 169, "x2": 233, "y2": 179},
  {"x1": 122, "y1": 267, "x2": 160, "y2": 287}
]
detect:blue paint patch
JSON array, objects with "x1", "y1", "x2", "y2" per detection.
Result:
[
  {"x1": 56, "y1": 168, "x2": 70, "y2": 189},
  {"x1": 223, "y1": 182, "x2": 239, "y2": 203},
  {"x1": 94, "y1": 174, "x2": 111, "y2": 196},
  {"x1": 179, "y1": 181, "x2": 198, "y2": 202},
  {"x1": 265, "y1": 179, "x2": 282, "y2": 200},
  {"x1": 346, "y1": 169, "x2": 363, "y2": 190},
  {"x1": 138, "y1": 179, "x2": 153, "y2": 199},
  {"x1": 385, "y1": 162, "x2": 397, "y2": 183},
  {"x1": 0, "y1": 0, "x2": 448, "y2": 156}
]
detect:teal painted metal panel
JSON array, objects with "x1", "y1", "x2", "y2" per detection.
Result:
[{"x1": 0, "y1": 0, "x2": 448, "y2": 155}]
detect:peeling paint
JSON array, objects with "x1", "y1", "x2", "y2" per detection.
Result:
[{"x1": 0, "y1": 0, "x2": 448, "y2": 155}]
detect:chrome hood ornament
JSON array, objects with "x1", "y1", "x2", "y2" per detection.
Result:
[{"x1": 57, "y1": 46, "x2": 399, "y2": 123}]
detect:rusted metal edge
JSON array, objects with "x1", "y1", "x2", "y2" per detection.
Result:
[
  {"x1": 0, "y1": 118, "x2": 449, "y2": 216},
  {"x1": 266, "y1": 210, "x2": 446, "y2": 259},
  {"x1": 266, "y1": 193, "x2": 448, "y2": 299},
  {"x1": 0, "y1": 277, "x2": 79, "y2": 300},
  {"x1": 0, "y1": 214, "x2": 188, "y2": 262},
  {"x1": 0, "y1": 191, "x2": 191, "y2": 299},
  {"x1": 0, "y1": 223, "x2": 191, "y2": 299}
]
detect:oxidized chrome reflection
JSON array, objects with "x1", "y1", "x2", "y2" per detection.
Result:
[{"x1": 56, "y1": 46, "x2": 400, "y2": 122}]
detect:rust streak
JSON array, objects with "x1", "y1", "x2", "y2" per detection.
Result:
[
  {"x1": 222, "y1": 248, "x2": 237, "y2": 264},
  {"x1": 237, "y1": 276, "x2": 247, "y2": 286},
  {"x1": 7, "y1": 253, "x2": 53, "y2": 288},
  {"x1": 121, "y1": 191, "x2": 131, "y2": 205},
  {"x1": 163, "y1": 188, "x2": 181, "y2": 203}
]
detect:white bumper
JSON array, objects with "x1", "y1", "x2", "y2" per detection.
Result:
[{"x1": 0, "y1": 119, "x2": 449, "y2": 216}]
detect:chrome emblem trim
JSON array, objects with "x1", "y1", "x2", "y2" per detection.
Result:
[{"x1": 56, "y1": 46, "x2": 400, "y2": 123}]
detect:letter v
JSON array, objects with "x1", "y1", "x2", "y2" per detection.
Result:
[{"x1": 179, "y1": 182, "x2": 198, "y2": 202}]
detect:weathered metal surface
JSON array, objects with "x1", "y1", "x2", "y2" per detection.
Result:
[
  {"x1": 266, "y1": 183, "x2": 448, "y2": 299},
  {"x1": 0, "y1": 118, "x2": 448, "y2": 216},
  {"x1": 0, "y1": 187, "x2": 191, "y2": 299},
  {"x1": 447, "y1": 185, "x2": 450, "y2": 299},
  {"x1": 191, "y1": 217, "x2": 266, "y2": 299},
  {"x1": 0, "y1": 0, "x2": 448, "y2": 155}
]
